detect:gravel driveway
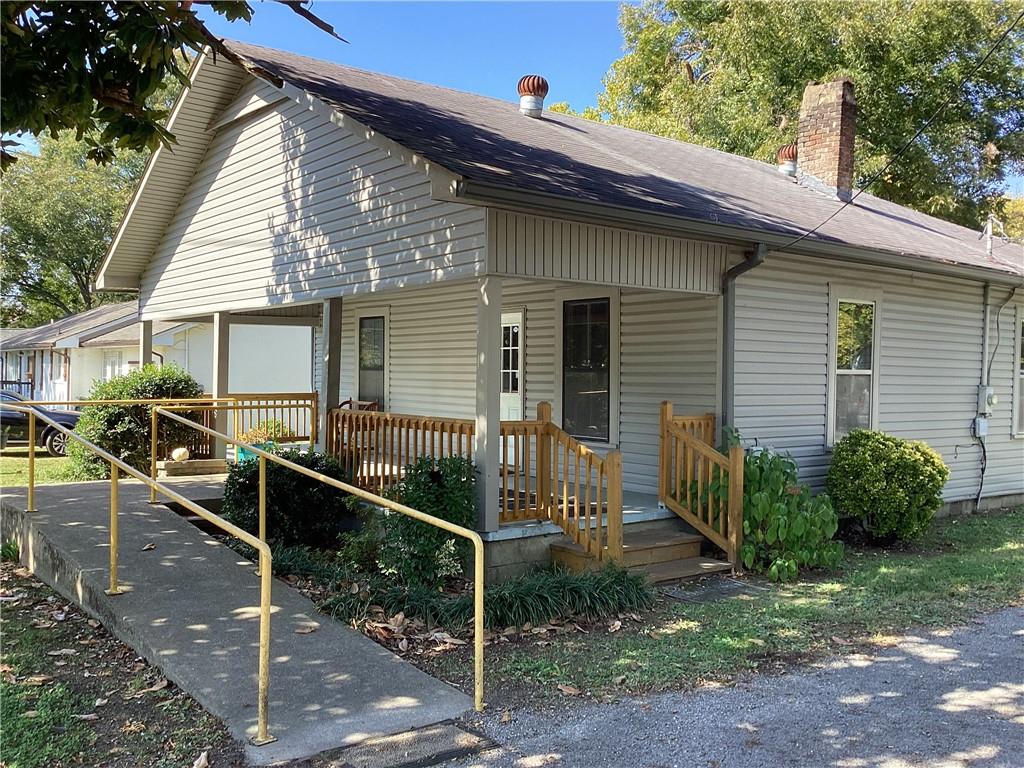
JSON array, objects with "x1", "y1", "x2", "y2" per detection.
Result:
[{"x1": 449, "y1": 606, "x2": 1024, "y2": 768}]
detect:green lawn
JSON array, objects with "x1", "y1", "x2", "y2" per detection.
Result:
[
  {"x1": 429, "y1": 509, "x2": 1024, "y2": 699},
  {"x1": 0, "y1": 446, "x2": 72, "y2": 486}
]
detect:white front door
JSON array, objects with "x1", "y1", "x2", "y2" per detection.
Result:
[{"x1": 500, "y1": 311, "x2": 524, "y2": 421}]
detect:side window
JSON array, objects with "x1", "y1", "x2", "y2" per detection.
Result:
[
  {"x1": 829, "y1": 290, "x2": 880, "y2": 445},
  {"x1": 358, "y1": 315, "x2": 385, "y2": 407}
]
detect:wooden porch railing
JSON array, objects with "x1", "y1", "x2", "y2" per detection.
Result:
[
  {"x1": 228, "y1": 392, "x2": 318, "y2": 445},
  {"x1": 327, "y1": 402, "x2": 625, "y2": 563},
  {"x1": 327, "y1": 408, "x2": 475, "y2": 492},
  {"x1": 658, "y1": 401, "x2": 744, "y2": 567}
]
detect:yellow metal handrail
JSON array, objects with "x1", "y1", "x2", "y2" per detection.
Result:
[
  {"x1": 9, "y1": 403, "x2": 277, "y2": 746},
  {"x1": 150, "y1": 402, "x2": 316, "y2": 504},
  {"x1": 155, "y1": 406, "x2": 486, "y2": 712}
]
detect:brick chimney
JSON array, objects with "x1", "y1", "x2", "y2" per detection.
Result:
[{"x1": 797, "y1": 78, "x2": 856, "y2": 201}]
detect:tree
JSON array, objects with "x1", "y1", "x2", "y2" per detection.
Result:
[
  {"x1": 578, "y1": 0, "x2": 1024, "y2": 228},
  {"x1": 0, "y1": 135, "x2": 142, "y2": 326},
  {"x1": 0, "y1": 1, "x2": 341, "y2": 169},
  {"x1": 1002, "y1": 196, "x2": 1024, "y2": 238}
]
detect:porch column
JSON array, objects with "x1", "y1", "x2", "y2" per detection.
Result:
[
  {"x1": 139, "y1": 320, "x2": 154, "y2": 367},
  {"x1": 317, "y1": 297, "x2": 343, "y2": 451},
  {"x1": 212, "y1": 312, "x2": 230, "y2": 459},
  {"x1": 473, "y1": 275, "x2": 502, "y2": 532}
]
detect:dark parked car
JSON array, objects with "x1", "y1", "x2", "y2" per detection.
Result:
[{"x1": 0, "y1": 391, "x2": 80, "y2": 456}]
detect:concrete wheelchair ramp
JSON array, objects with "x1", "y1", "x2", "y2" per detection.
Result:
[{"x1": 1, "y1": 478, "x2": 471, "y2": 765}]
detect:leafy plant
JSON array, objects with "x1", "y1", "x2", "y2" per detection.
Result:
[
  {"x1": 222, "y1": 449, "x2": 356, "y2": 548},
  {"x1": 827, "y1": 429, "x2": 949, "y2": 542},
  {"x1": 238, "y1": 419, "x2": 294, "y2": 445},
  {"x1": 379, "y1": 456, "x2": 478, "y2": 590},
  {"x1": 737, "y1": 446, "x2": 843, "y2": 582},
  {"x1": 65, "y1": 364, "x2": 203, "y2": 479}
]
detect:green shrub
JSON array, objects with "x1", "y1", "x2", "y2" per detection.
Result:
[
  {"x1": 379, "y1": 456, "x2": 477, "y2": 589},
  {"x1": 222, "y1": 449, "x2": 356, "y2": 547},
  {"x1": 827, "y1": 429, "x2": 949, "y2": 542},
  {"x1": 739, "y1": 446, "x2": 843, "y2": 582},
  {"x1": 66, "y1": 364, "x2": 203, "y2": 479},
  {"x1": 1, "y1": 539, "x2": 19, "y2": 563}
]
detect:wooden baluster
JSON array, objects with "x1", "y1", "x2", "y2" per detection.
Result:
[
  {"x1": 594, "y1": 462, "x2": 603, "y2": 558},
  {"x1": 512, "y1": 430, "x2": 521, "y2": 519},
  {"x1": 583, "y1": 453, "x2": 592, "y2": 550}
]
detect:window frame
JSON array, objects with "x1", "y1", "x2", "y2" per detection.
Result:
[
  {"x1": 1013, "y1": 304, "x2": 1024, "y2": 439},
  {"x1": 826, "y1": 285, "x2": 882, "y2": 447},
  {"x1": 554, "y1": 287, "x2": 620, "y2": 447},
  {"x1": 354, "y1": 307, "x2": 389, "y2": 410}
]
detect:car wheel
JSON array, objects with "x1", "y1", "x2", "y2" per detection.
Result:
[{"x1": 45, "y1": 430, "x2": 68, "y2": 457}]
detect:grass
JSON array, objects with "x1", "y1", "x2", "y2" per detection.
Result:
[
  {"x1": 0, "y1": 562, "x2": 243, "y2": 767},
  {"x1": 426, "y1": 508, "x2": 1024, "y2": 700},
  {"x1": 0, "y1": 445, "x2": 72, "y2": 486}
]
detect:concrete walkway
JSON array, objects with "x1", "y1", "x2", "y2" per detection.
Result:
[
  {"x1": 451, "y1": 606, "x2": 1024, "y2": 768},
  {"x1": 1, "y1": 478, "x2": 471, "y2": 765}
]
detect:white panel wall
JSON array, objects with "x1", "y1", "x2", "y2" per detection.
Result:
[
  {"x1": 733, "y1": 254, "x2": 1024, "y2": 502},
  {"x1": 140, "y1": 81, "x2": 486, "y2": 318},
  {"x1": 490, "y1": 210, "x2": 727, "y2": 294}
]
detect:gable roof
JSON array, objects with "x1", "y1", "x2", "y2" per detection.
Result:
[
  {"x1": 100, "y1": 40, "x2": 1024, "y2": 290},
  {"x1": 0, "y1": 302, "x2": 139, "y2": 350}
]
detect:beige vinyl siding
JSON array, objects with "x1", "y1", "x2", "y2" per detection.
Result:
[
  {"x1": 490, "y1": 210, "x2": 727, "y2": 294},
  {"x1": 139, "y1": 80, "x2": 486, "y2": 319},
  {"x1": 103, "y1": 55, "x2": 246, "y2": 286},
  {"x1": 982, "y1": 293, "x2": 1024, "y2": 497},
  {"x1": 733, "y1": 254, "x2": 1023, "y2": 502},
  {"x1": 339, "y1": 282, "x2": 478, "y2": 419},
  {"x1": 619, "y1": 290, "x2": 720, "y2": 495}
]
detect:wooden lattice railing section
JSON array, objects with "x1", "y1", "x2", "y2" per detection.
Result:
[
  {"x1": 327, "y1": 402, "x2": 625, "y2": 563},
  {"x1": 658, "y1": 401, "x2": 744, "y2": 567}
]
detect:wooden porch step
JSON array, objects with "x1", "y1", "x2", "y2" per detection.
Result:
[
  {"x1": 643, "y1": 556, "x2": 733, "y2": 584},
  {"x1": 550, "y1": 517, "x2": 730, "y2": 581}
]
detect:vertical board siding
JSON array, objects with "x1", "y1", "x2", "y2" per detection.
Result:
[
  {"x1": 140, "y1": 80, "x2": 486, "y2": 318},
  {"x1": 619, "y1": 290, "x2": 720, "y2": 494},
  {"x1": 733, "y1": 254, "x2": 1023, "y2": 502},
  {"x1": 491, "y1": 210, "x2": 726, "y2": 294}
]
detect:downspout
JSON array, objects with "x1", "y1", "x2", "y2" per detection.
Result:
[{"x1": 721, "y1": 243, "x2": 768, "y2": 443}]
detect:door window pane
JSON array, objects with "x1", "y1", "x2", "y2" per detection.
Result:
[
  {"x1": 563, "y1": 298, "x2": 610, "y2": 441},
  {"x1": 358, "y1": 316, "x2": 385, "y2": 406}
]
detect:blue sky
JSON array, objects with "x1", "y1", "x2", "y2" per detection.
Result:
[{"x1": 198, "y1": 1, "x2": 625, "y2": 114}]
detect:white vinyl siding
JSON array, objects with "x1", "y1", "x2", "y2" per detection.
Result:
[
  {"x1": 489, "y1": 210, "x2": 727, "y2": 294},
  {"x1": 733, "y1": 254, "x2": 1024, "y2": 502},
  {"x1": 139, "y1": 80, "x2": 486, "y2": 319}
]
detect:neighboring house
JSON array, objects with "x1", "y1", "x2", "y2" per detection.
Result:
[
  {"x1": 95, "y1": 42, "x2": 1023, "y2": 577},
  {"x1": 1, "y1": 301, "x2": 314, "y2": 401}
]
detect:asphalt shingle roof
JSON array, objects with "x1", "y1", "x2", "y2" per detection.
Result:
[
  {"x1": 0, "y1": 302, "x2": 138, "y2": 350},
  {"x1": 226, "y1": 40, "x2": 1023, "y2": 279}
]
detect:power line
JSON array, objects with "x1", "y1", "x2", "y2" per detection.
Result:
[{"x1": 774, "y1": 7, "x2": 1024, "y2": 254}]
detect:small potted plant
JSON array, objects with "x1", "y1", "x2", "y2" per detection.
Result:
[{"x1": 236, "y1": 419, "x2": 295, "y2": 462}]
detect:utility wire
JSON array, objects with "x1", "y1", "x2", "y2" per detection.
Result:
[{"x1": 773, "y1": 7, "x2": 1024, "y2": 254}]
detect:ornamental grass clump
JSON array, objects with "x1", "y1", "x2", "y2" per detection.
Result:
[
  {"x1": 238, "y1": 419, "x2": 294, "y2": 445},
  {"x1": 827, "y1": 429, "x2": 949, "y2": 543}
]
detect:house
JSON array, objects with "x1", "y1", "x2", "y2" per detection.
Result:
[
  {"x1": 1, "y1": 300, "x2": 315, "y2": 401},
  {"x1": 95, "y1": 41, "x2": 1024, "y2": 580}
]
